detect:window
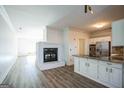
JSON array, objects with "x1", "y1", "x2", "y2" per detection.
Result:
[{"x1": 17, "y1": 27, "x2": 47, "y2": 56}]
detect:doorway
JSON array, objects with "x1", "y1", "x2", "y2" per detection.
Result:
[{"x1": 79, "y1": 39, "x2": 85, "y2": 55}]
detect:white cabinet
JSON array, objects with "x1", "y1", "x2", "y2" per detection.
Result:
[
  {"x1": 87, "y1": 59, "x2": 98, "y2": 79},
  {"x1": 109, "y1": 67, "x2": 122, "y2": 87},
  {"x1": 98, "y1": 63, "x2": 109, "y2": 83},
  {"x1": 74, "y1": 57, "x2": 80, "y2": 73},
  {"x1": 74, "y1": 57, "x2": 124, "y2": 88},
  {"x1": 98, "y1": 61, "x2": 122, "y2": 87},
  {"x1": 112, "y1": 19, "x2": 124, "y2": 46},
  {"x1": 79, "y1": 58, "x2": 98, "y2": 79},
  {"x1": 80, "y1": 58, "x2": 87, "y2": 74},
  {"x1": 89, "y1": 36, "x2": 111, "y2": 44}
]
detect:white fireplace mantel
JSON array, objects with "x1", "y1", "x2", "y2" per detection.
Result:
[{"x1": 36, "y1": 42, "x2": 65, "y2": 70}]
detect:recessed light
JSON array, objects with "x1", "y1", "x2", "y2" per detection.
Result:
[
  {"x1": 93, "y1": 23, "x2": 108, "y2": 29},
  {"x1": 94, "y1": 24, "x2": 103, "y2": 28}
]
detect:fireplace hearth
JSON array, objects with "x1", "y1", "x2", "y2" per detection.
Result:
[{"x1": 44, "y1": 48, "x2": 58, "y2": 62}]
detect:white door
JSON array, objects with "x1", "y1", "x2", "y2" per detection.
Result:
[
  {"x1": 74, "y1": 57, "x2": 80, "y2": 73},
  {"x1": 80, "y1": 58, "x2": 87, "y2": 75},
  {"x1": 109, "y1": 67, "x2": 122, "y2": 87},
  {"x1": 87, "y1": 59, "x2": 98, "y2": 79},
  {"x1": 99, "y1": 64, "x2": 109, "y2": 83}
]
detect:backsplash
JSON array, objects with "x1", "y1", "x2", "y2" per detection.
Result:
[{"x1": 112, "y1": 46, "x2": 124, "y2": 60}]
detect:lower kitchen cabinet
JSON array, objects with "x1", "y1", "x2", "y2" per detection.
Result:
[
  {"x1": 87, "y1": 59, "x2": 98, "y2": 79},
  {"x1": 98, "y1": 63, "x2": 109, "y2": 83},
  {"x1": 74, "y1": 57, "x2": 80, "y2": 73},
  {"x1": 74, "y1": 56, "x2": 124, "y2": 88},
  {"x1": 109, "y1": 67, "x2": 122, "y2": 87},
  {"x1": 98, "y1": 61, "x2": 122, "y2": 87},
  {"x1": 80, "y1": 58, "x2": 98, "y2": 79},
  {"x1": 80, "y1": 58, "x2": 87, "y2": 74}
]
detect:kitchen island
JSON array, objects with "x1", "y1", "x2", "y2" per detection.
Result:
[{"x1": 73, "y1": 55, "x2": 124, "y2": 88}]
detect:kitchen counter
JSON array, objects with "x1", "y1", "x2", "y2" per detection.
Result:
[{"x1": 73, "y1": 55, "x2": 124, "y2": 64}]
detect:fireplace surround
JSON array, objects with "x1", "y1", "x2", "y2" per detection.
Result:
[{"x1": 36, "y1": 42, "x2": 65, "y2": 70}]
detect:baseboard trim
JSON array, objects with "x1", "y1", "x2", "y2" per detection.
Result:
[{"x1": 0, "y1": 58, "x2": 17, "y2": 84}]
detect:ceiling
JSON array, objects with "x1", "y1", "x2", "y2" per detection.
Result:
[
  {"x1": 50, "y1": 5, "x2": 124, "y2": 32},
  {"x1": 5, "y1": 5, "x2": 80, "y2": 32},
  {"x1": 4, "y1": 5, "x2": 124, "y2": 32}
]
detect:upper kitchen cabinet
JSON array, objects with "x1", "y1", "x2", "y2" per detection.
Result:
[
  {"x1": 89, "y1": 36, "x2": 111, "y2": 44},
  {"x1": 89, "y1": 28, "x2": 111, "y2": 44},
  {"x1": 112, "y1": 19, "x2": 124, "y2": 46}
]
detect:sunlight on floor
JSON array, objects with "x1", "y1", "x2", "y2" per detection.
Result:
[
  {"x1": 27, "y1": 55, "x2": 36, "y2": 65},
  {"x1": 18, "y1": 54, "x2": 36, "y2": 66}
]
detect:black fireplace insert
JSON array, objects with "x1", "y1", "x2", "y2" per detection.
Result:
[{"x1": 43, "y1": 48, "x2": 58, "y2": 62}]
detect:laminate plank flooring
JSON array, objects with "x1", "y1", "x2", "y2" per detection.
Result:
[{"x1": 2, "y1": 56, "x2": 107, "y2": 88}]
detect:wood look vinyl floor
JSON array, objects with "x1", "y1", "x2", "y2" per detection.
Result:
[{"x1": 2, "y1": 56, "x2": 107, "y2": 88}]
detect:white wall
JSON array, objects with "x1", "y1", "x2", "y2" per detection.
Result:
[
  {"x1": 63, "y1": 28, "x2": 70, "y2": 65},
  {"x1": 0, "y1": 14, "x2": 17, "y2": 84},
  {"x1": 63, "y1": 27, "x2": 89, "y2": 65},
  {"x1": 70, "y1": 28, "x2": 89, "y2": 55},
  {"x1": 47, "y1": 27, "x2": 63, "y2": 44}
]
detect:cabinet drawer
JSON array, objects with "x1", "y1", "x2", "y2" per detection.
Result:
[
  {"x1": 99, "y1": 61, "x2": 122, "y2": 69},
  {"x1": 80, "y1": 58, "x2": 88, "y2": 62},
  {"x1": 99, "y1": 61, "x2": 108, "y2": 66},
  {"x1": 88, "y1": 59, "x2": 98, "y2": 64},
  {"x1": 109, "y1": 63, "x2": 122, "y2": 69}
]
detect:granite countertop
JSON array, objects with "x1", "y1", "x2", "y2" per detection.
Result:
[{"x1": 73, "y1": 55, "x2": 124, "y2": 64}]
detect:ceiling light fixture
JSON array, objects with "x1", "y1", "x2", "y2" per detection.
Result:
[
  {"x1": 94, "y1": 24, "x2": 103, "y2": 28},
  {"x1": 93, "y1": 23, "x2": 107, "y2": 29},
  {"x1": 85, "y1": 5, "x2": 93, "y2": 14}
]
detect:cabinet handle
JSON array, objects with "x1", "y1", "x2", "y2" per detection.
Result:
[
  {"x1": 85, "y1": 63, "x2": 89, "y2": 67},
  {"x1": 86, "y1": 63, "x2": 88, "y2": 67},
  {"x1": 110, "y1": 68, "x2": 112, "y2": 73},
  {"x1": 106, "y1": 68, "x2": 108, "y2": 72},
  {"x1": 107, "y1": 63, "x2": 112, "y2": 65},
  {"x1": 88, "y1": 63, "x2": 90, "y2": 67}
]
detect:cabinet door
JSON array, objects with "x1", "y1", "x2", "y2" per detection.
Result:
[
  {"x1": 112, "y1": 19, "x2": 124, "y2": 46},
  {"x1": 109, "y1": 67, "x2": 122, "y2": 87},
  {"x1": 87, "y1": 59, "x2": 98, "y2": 79},
  {"x1": 80, "y1": 58, "x2": 87, "y2": 75},
  {"x1": 99, "y1": 64, "x2": 109, "y2": 83},
  {"x1": 74, "y1": 57, "x2": 80, "y2": 73}
]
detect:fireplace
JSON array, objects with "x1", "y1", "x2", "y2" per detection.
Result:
[
  {"x1": 44, "y1": 48, "x2": 58, "y2": 62},
  {"x1": 36, "y1": 42, "x2": 65, "y2": 70}
]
